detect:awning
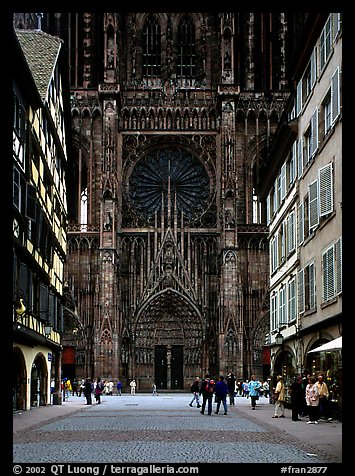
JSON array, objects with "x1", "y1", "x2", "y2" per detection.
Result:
[{"x1": 308, "y1": 336, "x2": 342, "y2": 353}]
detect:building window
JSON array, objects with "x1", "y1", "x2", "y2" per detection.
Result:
[
  {"x1": 270, "y1": 236, "x2": 278, "y2": 274},
  {"x1": 331, "y1": 67, "x2": 340, "y2": 125},
  {"x1": 323, "y1": 90, "x2": 332, "y2": 137},
  {"x1": 142, "y1": 14, "x2": 162, "y2": 78},
  {"x1": 305, "y1": 261, "x2": 316, "y2": 311},
  {"x1": 320, "y1": 15, "x2": 333, "y2": 71},
  {"x1": 319, "y1": 162, "x2": 333, "y2": 217},
  {"x1": 13, "y1": 90, "x2": 26, "y2": 170},
  {"x1": 271, "y1": 292, "x2": 278, "y2": 331},
  {"x1": 288, "y1": 276, "x2": 297, "y2": 322},
  {"x1": 287, "y1": 210, "x2": 296, "y2": 254},
  {"x1": 308, "y1": 180, "x2": 319, "y2": 232},
  {"x1": 322, "y1": 237, "x2": 342, "y2": 302},
  {"x1": 279, "y1": 286, "x2": 287, "y2": 325},
  {"x1": 177, "y1": 14, "x2": 196, "y2": 79}
]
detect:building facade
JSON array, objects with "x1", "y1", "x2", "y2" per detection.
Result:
[
  {"x1": 12, "y1": 28, "x2": 69, "y2": 409},
  {"x1": 13, "y1": 12, "x2": 317, "y2": 392},
  {"x1": 261, "y1": 13, "x2": 342, "y2": 412}
]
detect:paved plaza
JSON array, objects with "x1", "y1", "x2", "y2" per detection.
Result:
[{"x1": 13, "y1": 393, "x2": 342, "y2": 466}]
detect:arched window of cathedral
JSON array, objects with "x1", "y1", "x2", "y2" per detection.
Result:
[
  {"x1": 142, "y1": 14, "x2": 162, "y2": 78},
  {"x1": 176, "y1": 14, "x2": 196, "y2": 82}
]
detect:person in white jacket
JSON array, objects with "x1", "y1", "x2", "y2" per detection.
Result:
[{"x1": 130, "y1": 379, "x2": 137, "y2": 395}]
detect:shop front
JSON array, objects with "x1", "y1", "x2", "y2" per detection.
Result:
[{"x1": 306, "y1": 337, "x2": 342, "y2": 420}]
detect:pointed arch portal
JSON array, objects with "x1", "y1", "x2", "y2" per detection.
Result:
[{"x1": 133, "y1": 289, "x2": 203, "y2": 389}]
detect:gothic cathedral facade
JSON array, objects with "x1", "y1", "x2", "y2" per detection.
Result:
[{"x1": 35, "y1": 12, "x2": 305, "y2": 390}]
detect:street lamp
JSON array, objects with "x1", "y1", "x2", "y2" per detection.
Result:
[
  {"x1": 44, "y1": 321, "x2": 53, "y2": 337},
  {"x1": 275, "y1": 331, "x2": 284, "y2": 346}
]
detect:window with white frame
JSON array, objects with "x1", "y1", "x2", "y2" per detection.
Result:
[
  {"x1": 320, "y1": 15, "x2": 333, "y2": 71},
  {"x1": 288, "y1": 276, "x2": 297, "y2": 322},
  {"x1": 278, "y1": 222, "x2": 286, "y2": 264},
  {"x1": 319, "y1": 162, "x2": 334, "y2": 217},
  {"x1": 308, "y1": 180, "x2": 319, "y2": 232},
  {"x1": 322, "y1": 237, "x2": 342, "y2": 302},
  {"x1": 298, "y1": 261, "x2": 316, "y2": 314},
  {"x1": 304, "y1": 108, "x2": 319, "y2": 164},
  {"x1": 331, "y1": 67, "x2": 340, "y2": 125},
  {"x1": 288, "y1": 142, "x2": 297, "y2": 186},
  {"x1": 270, "y1": 236, "x2": 278, "y2": 274},
  {"x1": 279, "y1": 285, "x2": 287, "y2": 325},
  {"x1": 271, "y1": 292, "x2": 278, "y2": 331},
  {"x1": 298, "y1": 269, "x2": 305, "y2": 313},
  {"x1": 297, "y1": 202, "x2": 304, "y2": 245},
  {"x1": 287, "y1": 210, "x2": 296, "y2": 254}
]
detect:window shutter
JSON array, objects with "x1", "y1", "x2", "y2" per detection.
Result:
[
  {"x1": 13, "y1": 168, "x2": 21, "y2": 210},
  {"x1": 296, "y1": 80, "x2": 302, "y2": 116},
  {"x1": 290, "y1": 142, "x2": 297, "y2": 184},
  {"x1": 287, "y1": 211, "x2": 295, "y2": 253},
  {"x1": 26, "y1": 183, "x2": 37, "y2": 221},
  {"x1": 331, "y1": 67, "x2": 340, "y2": 124},
  {"x1": 308, "y1": 180, "x2": 319, "y2": 230},
  {"x1": 319, "y1": 162, "x2": 333, "y2": 216},
  {"x1": 322, "y1": 246, "x2": 335, "y2": 301},
  {"x1": 335, "y1": 237, "x2": 342, "y2": 294},
  {"x1": 297, "y1": 139, "x2": 303, "y2": 178},
  {"x1": 309, "y1": 262, "x2": 316, "y2": 309},
  {"x1": 281, "y1": 163, "x2": 286, "y2": 200},
  {"x1": 288, "y1": 278, "x2": 297, "y2": 322},
  {"x1": 298, "y1": 269, "x2": 305, "y2": 313},
  {"x1": 311, "y1": 108, "x2": 319, "y2": 156},
  {"x1": 298, "y1": 203, "x2": 304, "y2": 245},
  {"x1": 310, "y1": 46, "x2": 317, "y2": 89}
]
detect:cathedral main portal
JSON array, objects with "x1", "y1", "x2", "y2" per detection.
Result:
[{"x1": 132, "y1": 289, "x2": 204, "y2": 391}]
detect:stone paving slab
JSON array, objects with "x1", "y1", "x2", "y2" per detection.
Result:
[{"x1": 13, "y1": 394, "x2": 343, "y2": 465}]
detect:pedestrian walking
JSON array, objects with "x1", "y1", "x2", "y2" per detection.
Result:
[
  {"x1": 116, "y1": 379, "x2": 122, "y2": 395},
  {"x1": 95, "y1": 379, "x2": 104, "y2": 404},
  {"x1": 315, "y1": 373, "x2": 332, "y2": 422},
  {"x1": 189, "y1": 377, "x2": 201, "y2": 407},
  {"x1": 226, "y1": 372, "x2": 236, "y2": 406},
  {"x1": 214, "y1": 375, "x2": 228, "y2": 415},
  {"x1": 306, "y1": 376, "x2": 320, "y2": 424},
  {"x1": 262, "y1": 380, "x2": 269, "y2": 398},
  {"x1": 290, "y1": 375, "x2": 303, "y2": 421},
  {"x1": 248, "y1": 375, "x2": 261, "y2": 410},
  {"x1": 130, "y1": 379, "x2": 136, "y2": 395},
  {"x1": 242, "y1": 380, "x2": 250, "y2": 398},
  {"x1": 199, "y1": 374, "x2": 214, "y2": 415},
  {"x1": 84, "y1": 378, "x2": 93, "y2": 405},
  {"x1": 64, "y1": 378, "x2": 72, "y2": 401},
  {"x1": 79, "y1": 378, "x2": 85, "y2": 397},
  {"x1": 152, "y1": 383, "x2": 158, "y2": 396},
  {"x1": 272, "y1": 375, "x2": 286, "y2": 418}
]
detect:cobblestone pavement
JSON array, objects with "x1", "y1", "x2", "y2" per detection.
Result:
[{"x1": 13, "y1": 393, "x2": 342, "y2": 465}]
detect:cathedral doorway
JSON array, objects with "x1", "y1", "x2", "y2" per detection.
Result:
[
  {"x1": 133, "y1": 289, "x2": 203, "y2": 391},
  {"x1": 154, "y1": 345, "x2": 184, "y2": 390}
]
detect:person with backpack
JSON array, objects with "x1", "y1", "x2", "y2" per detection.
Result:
[
  {"x1": 214, "y1": 375, "x2": 229, "y2": 415},
  {"x1": 189, "y1": 377, "x2": 201, "y2": 408},
  {"x1": 199, "y1": 374, "x2": 214, "y2": 415}
]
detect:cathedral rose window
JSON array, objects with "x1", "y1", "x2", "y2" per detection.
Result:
[{"x1": 129, "y1": 147, "x2": 210, "y2": 221}]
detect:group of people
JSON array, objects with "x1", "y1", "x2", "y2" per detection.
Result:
[
  {"x1": 61, "y1": 377, "x2": 125, "y2": 404},
  {"x1": 189, "y1": 373, "x2": 266, "y2": 415},
  {"x1": 272, "y1": 372, "x2": 333, "y2": 423}
]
